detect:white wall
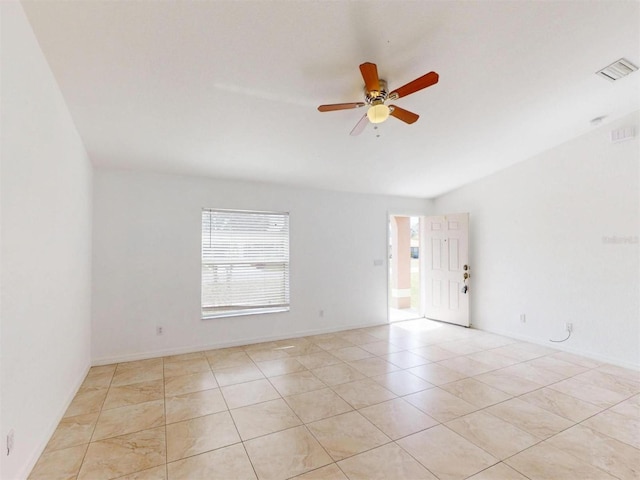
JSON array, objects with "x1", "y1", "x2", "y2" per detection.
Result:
[
  {"x1": 92, "y1": 170, "x2": 430, "y2": 363},
  {"x1": 433, "y1": 111, "x2": 639, "y2": 368},
  {"x1": 0, "y1": 3, "x2": 93, "y2": 478}
]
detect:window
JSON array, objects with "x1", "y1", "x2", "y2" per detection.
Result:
[{"x1": 201, "y1": 208, "x2": 290, "y2": 319}]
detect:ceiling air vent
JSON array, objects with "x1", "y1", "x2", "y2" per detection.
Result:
[
  {"x1": 610, "y1": 126, "x2": 636, "y2": 143},
  {"x1": 596, "y1": 58, "x2": 638, "y2": 81}
]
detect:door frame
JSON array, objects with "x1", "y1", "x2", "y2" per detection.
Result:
[{"x1": 386, "y1": 213, "x2": 425, "y2": 323}]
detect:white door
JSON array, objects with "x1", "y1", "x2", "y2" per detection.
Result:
[{"x1": 421, "y1": 213, "x2": 470, "y2": 327}]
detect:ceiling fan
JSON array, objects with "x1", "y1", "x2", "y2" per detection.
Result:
[{"x1": 318, "y1": 62, "x2": 439, "y2": 136}]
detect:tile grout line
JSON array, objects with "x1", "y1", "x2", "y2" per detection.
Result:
[
  {"x1": 74, "y1": 363, "x2": 118, "y2": 479},
  {"x1": 212, "y1": 358, "x2": 262, "y2": 480},
  {"x1": 163, "y1": 356, "x2": 168, "y2": 480},
  {"x1": 32, "y1": 322, "x2": 639, "y2": 479}
]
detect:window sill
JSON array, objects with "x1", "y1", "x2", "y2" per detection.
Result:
[{"x1": 202, "y1": 306, "x2": 290, "y2": 320}]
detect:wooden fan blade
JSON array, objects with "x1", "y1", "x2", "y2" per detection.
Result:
[
  {"x1": 350, "y1": 114, "x2": 369, "y2": 136},
  {"x1": 389, "y1": 105, "x2": 419, "y2": 124},
  {"x1": 389, "y1": 71, "x2": 439, "y2": 99},
  {"x1": 318, "y1": 102, "x2": 365, "y2": 112},
  {"x1": 359, "y1": 62, "x2": 380, "y2": 92}
]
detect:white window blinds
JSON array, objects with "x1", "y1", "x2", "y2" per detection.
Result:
[{"x1": 201, "y1": 209, "x2": 290, "y2": 318}]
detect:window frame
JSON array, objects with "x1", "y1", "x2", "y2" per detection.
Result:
[{"x1": 201, "y1": 208, "x2": 290, "y2": 320}]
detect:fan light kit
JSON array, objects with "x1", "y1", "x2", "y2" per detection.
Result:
[
  {"x1": 318, "y1": 62, "x2": 439, "y2": 136},
  {"x1": 367, "y1": 104, "x2": 390, "y2": 123}
]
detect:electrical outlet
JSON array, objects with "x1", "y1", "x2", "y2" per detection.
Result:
[
  {"x1": 520, "y1": 314, "x2": 526, "y2": 323},
  {"x1": 565, "y1": 322, "x2": 573, "y2": 333},
  {"x1": 156, "y1": 326, "x2": 164, "y2": 335},
  {"x1": 319, "y1": 310, "x2": 324, "y2": 318},
  {"x1": 7, "y1": 429, "x2": 14, "y2": 456}
]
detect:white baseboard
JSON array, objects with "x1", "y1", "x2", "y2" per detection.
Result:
[
  {"x1": 93, "y1": 320, "x2": 639, "y2": 371},
  {"x1": 485, "y1": 327, "x2": 640, "y2": 371},
  {"x1": 20, "y1": 361, "x2": 91, "y2": 480},
  {"x1": 92, "y1": 320, "x2": 389, "y2": 366}
]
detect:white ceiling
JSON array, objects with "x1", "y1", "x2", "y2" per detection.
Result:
[{"x1": 22, "y1": 1, "x2": 639, "y2": 198}]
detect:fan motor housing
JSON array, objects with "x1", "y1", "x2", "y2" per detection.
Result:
[{"x1": 365, "y1": 79, "x2": 389, "y2": 105}]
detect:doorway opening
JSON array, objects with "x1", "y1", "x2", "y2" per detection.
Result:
[{"x1": 388, "y1": 215, "x2": 423, "y2": 322}]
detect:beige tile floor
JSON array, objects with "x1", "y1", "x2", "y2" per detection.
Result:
[{"x1": 29, "y1": 319, "x2": 640, "y2": 480}]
